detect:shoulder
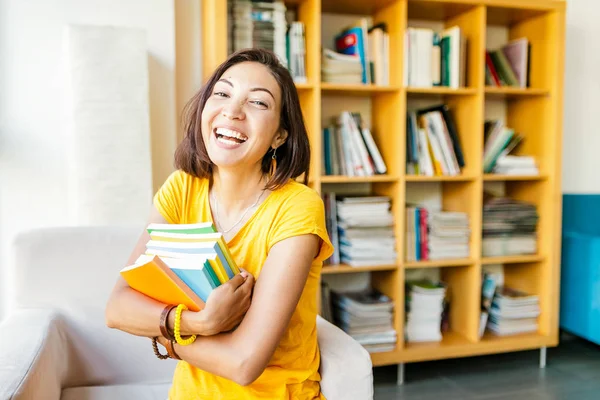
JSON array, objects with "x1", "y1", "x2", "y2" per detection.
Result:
[
  {"x1": 154, "y1": 170, "x2": 208, "y2": 223},
  {"x1": 271, "y1": 180, "x2": 324, "y2": 210},
  {"x1": 159, "y1": 169, "x2": 208, "y2": 194},
  {"x1": 266, "y1": 181, "x2": 333, "y2": 261}
]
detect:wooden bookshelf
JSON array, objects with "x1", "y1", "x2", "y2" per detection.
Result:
[{"x1": 192, "y1": 0, "x2": 565, "y2": 370}]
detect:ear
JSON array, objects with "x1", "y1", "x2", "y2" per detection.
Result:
[{"x1": 271, "y1": 129, "x2": 288, "y2": 149}]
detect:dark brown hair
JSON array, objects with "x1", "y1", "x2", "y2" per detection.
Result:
[{"x1": 174, "y1": 48, "x2": 310, "y2": 190}]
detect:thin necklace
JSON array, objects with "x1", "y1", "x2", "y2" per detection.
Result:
[{"x1": 212, "y1": 188, "x2": 266, "y2": 234}]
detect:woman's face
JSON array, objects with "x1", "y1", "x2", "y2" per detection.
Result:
[{"x1": 201, "y1": 61, "x2": 287, "y2": 172}]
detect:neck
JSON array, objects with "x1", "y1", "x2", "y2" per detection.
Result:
[{"x1": 211, "y1": 165, "x2": 266, "y2": 215}]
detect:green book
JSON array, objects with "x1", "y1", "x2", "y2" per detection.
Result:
[{"x1": 146, "y1": 222, "x2": 216, "y2": 235}]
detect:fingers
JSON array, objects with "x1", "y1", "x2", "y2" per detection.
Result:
[
  {"x1": 232, "y1": 268, "x2": 253, "y2": 291},
  {"x1": 225, "y1": 272, "x2": 247, "y2": 290}
]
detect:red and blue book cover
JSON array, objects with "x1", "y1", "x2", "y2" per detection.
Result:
[{"x1": 335, "y1": 24, "x2": 368, "y2": 84}]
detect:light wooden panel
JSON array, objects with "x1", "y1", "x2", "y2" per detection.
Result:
[{"x1": 201, "y1": 0, "x2": 227, "y2": 81}]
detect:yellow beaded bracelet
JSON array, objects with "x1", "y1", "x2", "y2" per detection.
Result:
[{"x1": 174, "y1": 304, "x2": 197, "y2": 346}]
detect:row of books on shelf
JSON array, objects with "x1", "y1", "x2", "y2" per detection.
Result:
[
  {"x1": 406, "y1": 104, "x2": 465, "y2": 177},
  {"x1": 407, "y1": 103, "x2": 539, "y2": 177},
  {"x1": 322, "y1": 111, "x2": 387, "y2": 177},
  {"x1": 321, "y1": 271, "x2": 541, "y2": 352},
  {"x1": 404, "y1": 26, "x2": 466, "y2": 88},
  {"x1": 323, "y1": 192, "x2": 539, "y2": 267},
  {"x1": 405, "y1": 206, "x2": 470, "y2": 262},
  {"x1": 322, "y1": 18, "x2": 390, "y2": 85},
  {"x1": 484, "y1": 119, "x2": 538, "y2": 175},
  {"x1": 480, "y1": 264, "x2": 539, "y2": 337},
  {"x1": 119, "y1": 223, "x2": 239, "y2": 311},
  {"x1": 486, "y1": 38, "x2": 530, "y2": 88},
  {"x1": 324, "y1": 194, "x2": 397, "y2": 266},
  {"x1": 228, "y1": 0, "x2": 307, "y2": 83}
]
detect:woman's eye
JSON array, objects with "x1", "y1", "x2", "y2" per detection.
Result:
[
  {"x1": 214, "y1": 91, "x2": 228, "y2": 98},
  {"x1": 251, "y1": 100, "x2": 268, "y2": 108}
]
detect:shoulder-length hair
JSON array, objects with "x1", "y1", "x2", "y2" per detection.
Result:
[{"x1": 174, "y1": 48, "x2": 310, "y2": 190}]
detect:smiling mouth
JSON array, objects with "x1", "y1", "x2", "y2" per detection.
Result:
[{"x1": 214, "y1": 127, "x2": 248, "y2": 144}]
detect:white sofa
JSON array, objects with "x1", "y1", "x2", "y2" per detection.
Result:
[{"x1": 0, "y1": 226, "x2": 373, "y2": 400}]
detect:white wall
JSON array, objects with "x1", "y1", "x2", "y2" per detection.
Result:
[
  {"x1": 0, "y1": 0, "x2": 177, "y2": 321},
  {"x1": 562, "y1": 0, "x2": 600, "y2": 194}
]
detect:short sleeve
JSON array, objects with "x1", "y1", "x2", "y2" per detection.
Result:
[
  {"x1": 153, "y1": 170, "x2": 186, "y2": 224},
  {"x1": 268, "y1": 187, "x2": 334, "y2": 263}
]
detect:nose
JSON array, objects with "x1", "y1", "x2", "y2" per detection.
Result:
[{"x1": 221, "y1": 101, "x2": 245, "y2": 120}]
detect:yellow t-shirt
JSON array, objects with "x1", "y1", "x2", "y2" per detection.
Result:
[{"x1": 153, "y1": 170, "x2": 334, "y2": 400}]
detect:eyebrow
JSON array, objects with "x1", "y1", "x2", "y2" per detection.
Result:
[{"x1": 217, "y1": 78, "x2": 275, "y2": 101}]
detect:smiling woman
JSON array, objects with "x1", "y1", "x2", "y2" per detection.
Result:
[{"x1": 104, "y1": 48, "x2": 334, "y2": 400}]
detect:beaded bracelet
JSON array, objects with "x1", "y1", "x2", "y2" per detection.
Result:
[
  {"x1": 151, "y1": 337, "x2": 170, "y2": 360},
  {"x1": 174, "y1": 304, "x2": 197, "y2": 346}
]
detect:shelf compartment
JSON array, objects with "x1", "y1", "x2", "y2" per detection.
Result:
[
  {"x1": 405, "y1": 174, "x2": 476, "y2": 182},
  {"x1": 485, "y1": 87, "x2": 549, "y2": 98},
  {"x1": 322, "y1": 263, "x2": 397, "y2": 274},
  {"x1": 483, "y1": 174, "x2": 547, "y2": 181},
  {"x1": 405, "y1": 258, "x2": 475, "y2": 269},
  {"x1": 320, "y1": 175, "x2": 399, "y2": 183},
  {"x1": 321, "y1": 83, "x2": 400, "y2": 96},
  {"x1": 486, "y1": 4, "x2": 561, "y2": 26},
  {"x1": 406, "y1": 87, "x2": 478, "y2": 96},
  {"x1": 482, "y1": 254, "x2": 544, "y2": 265}
]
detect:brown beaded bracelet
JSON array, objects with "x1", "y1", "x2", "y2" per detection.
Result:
[
  {"x1": 151, "y1": 337, "x2": 170, "y2": 360},
  {"x1": 159, "y1": 304, "x2": 177, "y2": 341}
]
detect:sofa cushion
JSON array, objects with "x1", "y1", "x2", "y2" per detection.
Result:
[{"x1": 61, "y1": 383, "x2": 171, "y2": 400}]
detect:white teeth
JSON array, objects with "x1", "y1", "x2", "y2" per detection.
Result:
[
  {"x1": 215, "y1": 127, "x2": 247, "y2": 142},
  {"x1": 217, "y1": 135, "x2": 242, "y2": 145}
]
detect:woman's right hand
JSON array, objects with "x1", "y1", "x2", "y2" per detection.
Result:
[{"x1": 196, "y1": 269, "x2": 255, "y2": 335}]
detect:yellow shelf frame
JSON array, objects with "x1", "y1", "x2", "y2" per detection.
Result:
[{"x1": 187, "y1": 0, "x2": 566, "y2": 368}]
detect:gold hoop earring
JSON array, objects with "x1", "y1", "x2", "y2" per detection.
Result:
[{"x1": 270, "y1": 148, "x2": 277, "y2": 177}]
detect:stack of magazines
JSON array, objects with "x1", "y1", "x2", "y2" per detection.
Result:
[
  {"x1": 405, "y1": 280, "x2": 449, "y2": 343},
  {"x1": 332, "y1": 288, "x2": 397, "y2": 353},
  {"x1": 482, "y1": 192, "x2": 538, "y2": 257}
]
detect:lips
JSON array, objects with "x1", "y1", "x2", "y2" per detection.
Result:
[{"x1": 214, "y1": 127, "x2": 248, "y2": 145}]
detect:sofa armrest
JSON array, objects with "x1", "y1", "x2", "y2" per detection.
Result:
[
  {"x1": 317, "y1": 315, "x2": 374, "y2": 400},
  {"x1": 0, "y1": 308, "x2": 69, "y2": 400}
]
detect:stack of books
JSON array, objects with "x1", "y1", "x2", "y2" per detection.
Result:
[
  {"x1": 332, "y1": 288, "x2": 397, "y2": 353},
  {"x1": 404, "y1": 26, "x2": 466, "y2": 88},
  {"x1": 328, "y1": 19, "x2": 390, "y2": 85},
  {"x1": 120, "y1": 223, "x2": 239, "y2": 310},
  {"x1": 482, "y1": 193, "x2": 539, "y2": 257},
  {"x1": 322, "y1": 111, "x2": 387, "y2": 177},
  {"x1": 405, "y1": 280, "x2": 449, "y2": 343},
  {"x1": 483, "y1": 120, "x2": 538, "y2": 175},
  {"x1": 406, "y1": 105, "x2": 465, "y2": 176},
  {"x1": 335, "y1": 196, "x2": 397, "y2": 267},
  {"x1": 487, "y1": 287, "x2": 540, "y2": 336},
  {"x1": 228, "y1": 0, "x2": 306, "y2": 82},
  {"x1": 485, "y1": 38, "x2": 530, "y2": 88},
  {"x1": 321, "y1": 48, "x2": 362, "y2": 84},
  {"x1": 405, "y1": 206, "x2": 470, "y2": 261}
]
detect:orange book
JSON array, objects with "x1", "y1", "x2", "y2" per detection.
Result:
[{"x1": 120, "y1": 255, "x2": 205, "y2": 311}]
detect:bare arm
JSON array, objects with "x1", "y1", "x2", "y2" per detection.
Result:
[{"x1": 158, "y1": 233, "x2": 320, "y2": 386}]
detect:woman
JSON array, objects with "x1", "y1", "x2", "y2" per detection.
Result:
[{"x1": 105, "y1": 48, "x2": 333, "y2": 399}]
